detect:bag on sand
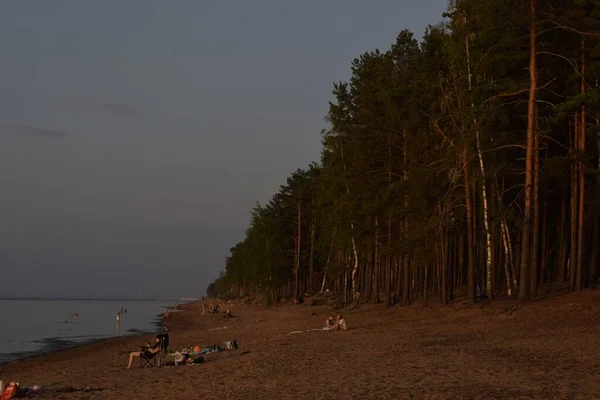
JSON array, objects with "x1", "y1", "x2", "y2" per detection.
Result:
[
  {"x1": 224, "y1": 340, "x2": 238, "y2": 350},
  {"x1": 0, "y1": 382, "x2": 21, "y2": 400}
]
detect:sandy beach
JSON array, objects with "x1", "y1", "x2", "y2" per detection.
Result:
[{"x1": 2, "y1": 291, "x2": 600, "y2": 399}]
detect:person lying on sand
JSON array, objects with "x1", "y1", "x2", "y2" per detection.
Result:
[
  {"x1": 126, "y1": 337, "x2": 161, "y2": 369},
  {"x1": 332, "y1": 314, "x2": 347, "y2": 331}
]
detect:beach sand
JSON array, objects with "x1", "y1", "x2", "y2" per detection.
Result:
[{"x1": 1, "y1": 290, "x2": 600, "y2": 399}]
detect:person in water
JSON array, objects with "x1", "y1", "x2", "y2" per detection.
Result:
[{"x1": 126, "y1": 337, "x2": 161, "y2": 369}]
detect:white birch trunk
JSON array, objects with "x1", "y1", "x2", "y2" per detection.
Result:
[
  {"x1": 319, "y1": 238, "x2": 335, "y2": 294},
  {"x1": 339, "y1": 136, "x2": 359, "y2": 303},
  {"x1": 466, "y1": 33, "x2": 494, "y2": 299}
]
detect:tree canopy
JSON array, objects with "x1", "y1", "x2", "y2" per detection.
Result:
[{"x1": 207, "y1": 0, "x2": 600, "y2": 306}]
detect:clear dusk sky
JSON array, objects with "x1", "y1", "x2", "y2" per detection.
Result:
[{"x1": 0, "y1": 0, "x2": 447, "y2": 299}]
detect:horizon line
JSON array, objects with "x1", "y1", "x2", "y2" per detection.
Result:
[{"x1": 0, "y1": 297, "x2": 190, "y2": 301}]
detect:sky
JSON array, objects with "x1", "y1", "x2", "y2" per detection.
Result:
[{"x1": 0, "y1": 0, "x2": 448, "y2": 299}]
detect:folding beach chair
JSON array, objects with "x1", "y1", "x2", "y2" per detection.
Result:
[{"x1": 140, "y1": 333, "x2": 169, "y2": 368}]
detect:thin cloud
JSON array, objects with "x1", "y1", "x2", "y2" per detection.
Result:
[
  {"x1": 97, "y1": 103, "x2": 139, "y2": 117},
  {"x1": 11, "y1": 124, "x2": 67, "y2": 139}
]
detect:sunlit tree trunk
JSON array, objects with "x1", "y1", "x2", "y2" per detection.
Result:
[
  {"x1": 530, "y1": 101, "x2": 540, "y2": 299},
  {"x1": 519, "y1": 0, "x2": 537, "y2": 303}
]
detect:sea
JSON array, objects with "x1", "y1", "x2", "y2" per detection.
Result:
[{"x1": 0, "y1": 299, "x2": 177, "y2": 366}]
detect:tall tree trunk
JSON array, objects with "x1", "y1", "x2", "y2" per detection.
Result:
[
  {"x1": 387, "y1": 219, "x2": 392, "y2": 306},
  {"x1": 309, "y1": 191, "x2": 316, "y2": 294},
  {"x1": 505, "y1": 221, "x2": 517, "y2": 291},
  {"x1": 387, "y1": 127, "x2": 393, "y2": 306},
  {"x1": 539, "y1": 201, "x2": 549, "y2": 287},
  {"x1": 570, "y1": 113, "x2": 579, "y2": 292},
  {"x1": 465, "y1": 32, "x2": 493, "y2": 300},
  {"x1": 591, "y1": 118, "x2": 600, "y2": 288},
  {"x1": 463, "y1": 149, "x2": 476, "y2": 304},
  {"x1": 441, "y1": 214, "x2": 448, "y2": 304},
  {"x1": 319, "y1": 239, "x2": 335, "y2": 294},
  {"x1": 295, "y1": 201, "x2": 301, "y2": 299},
  {"x1": 396, "y1": 255, "x2": 401, "y2": 299},
  {"x1": 423, "y1": 265, "x2": 429, "y2": 306},
  {"x1": 494, "y1": 178, "x2": 513, "y2": 296},
  {"x1": 590, "y1": 217, "x2": 598, "y2": 288},
  {"x1": 458, "y1": 234, "x2": 464, "y2": 289},
  {"x1": 576, "y1": 38, "x2": 586, "y2": 291},
  {"x1": 403, "y1": 254, "x2": 411, "y2": 306},
  {"x1": 402, "y1": 129, "x2": 411, "y2": 305},
  {"x1": 557, "y1": 192, "x2": 569, "y2": 282},
  {"x1": 501, "y1": 219, "x2": 513, "y2": 296},
  {"x1": 344, "y1": 253, "x2": 349, "y2": 303},
  {"x1": 373, "y1": 216, "x2": 380, "y2": 304},
  {"x1": 519, "y1": 0, "x2": 537, "y2": 303},
  {"x1": 530, "y1": 102, "x2": 540, "y2": 299},
  {"x1": 338, "y1": 132, "x2": 360, "y2": 303}
]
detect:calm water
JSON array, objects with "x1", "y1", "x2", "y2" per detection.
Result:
[{"x1": 0, "y1": 299, "x2": 176, "y2": 366}]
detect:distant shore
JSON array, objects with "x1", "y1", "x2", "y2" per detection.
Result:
[{"x1": 2, "y1": 293, "x2": 600, "y2": 399}]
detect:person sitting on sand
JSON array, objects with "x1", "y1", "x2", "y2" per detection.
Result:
[
  {"x1": 222, "y1": 307, "x2": 232, "y2": 318},
  {"x1": 332, "y1": 314, "x2": 347, "y2": 331},
  {"x1": 324, "y1": 315, "x2": 335, "y2": 330},
  {"x1": 126, "y1": 337, "x2": 161, "y2": 369}
]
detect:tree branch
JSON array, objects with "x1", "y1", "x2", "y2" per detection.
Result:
[
  {"x1": 482, "y1": 78, "x2": 557, "y2": 105},
  {"x1": 537, "y1": 51, "x2": 589, "y2": 87},
  {"x1": 484, "y1": 144, "x2": 527, "y2": 153},
  {"x1": 425, "y1": 113, "x2": 455, "y2": 147},
  {"x1": 539, "y1": 19, "x2": 600, "y2": 37}
]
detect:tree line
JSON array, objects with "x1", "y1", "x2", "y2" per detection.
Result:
[{"x1": 207, "y1": 0, "x2": 600, "y2": 306}]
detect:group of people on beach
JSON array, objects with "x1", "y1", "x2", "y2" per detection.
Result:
[
  {"x1": 124, "y1": 299, "x2": 349, "y2": 369},
  {"x1": 324, "y1": 314, "x2": 347, "y2": 331},
  {"x1": 201, "y1": 301, "x2": 233, "y2": 318}
]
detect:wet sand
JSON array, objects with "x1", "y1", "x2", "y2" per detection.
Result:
[{"x1": 1, "y1": 290, "x2": 600, "y2": 399}]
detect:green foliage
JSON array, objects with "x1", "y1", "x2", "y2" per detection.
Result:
[{"x1": 207, "y1": 1, "x2": 600, "y2": 301}]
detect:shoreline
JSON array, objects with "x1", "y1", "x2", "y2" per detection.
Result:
[
  {"x1": 2, "y1": 294, "x2": 600, "y2": 399},
  {"x1": 0, "y1": 301, "x2": 186, "y2": 368}
]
